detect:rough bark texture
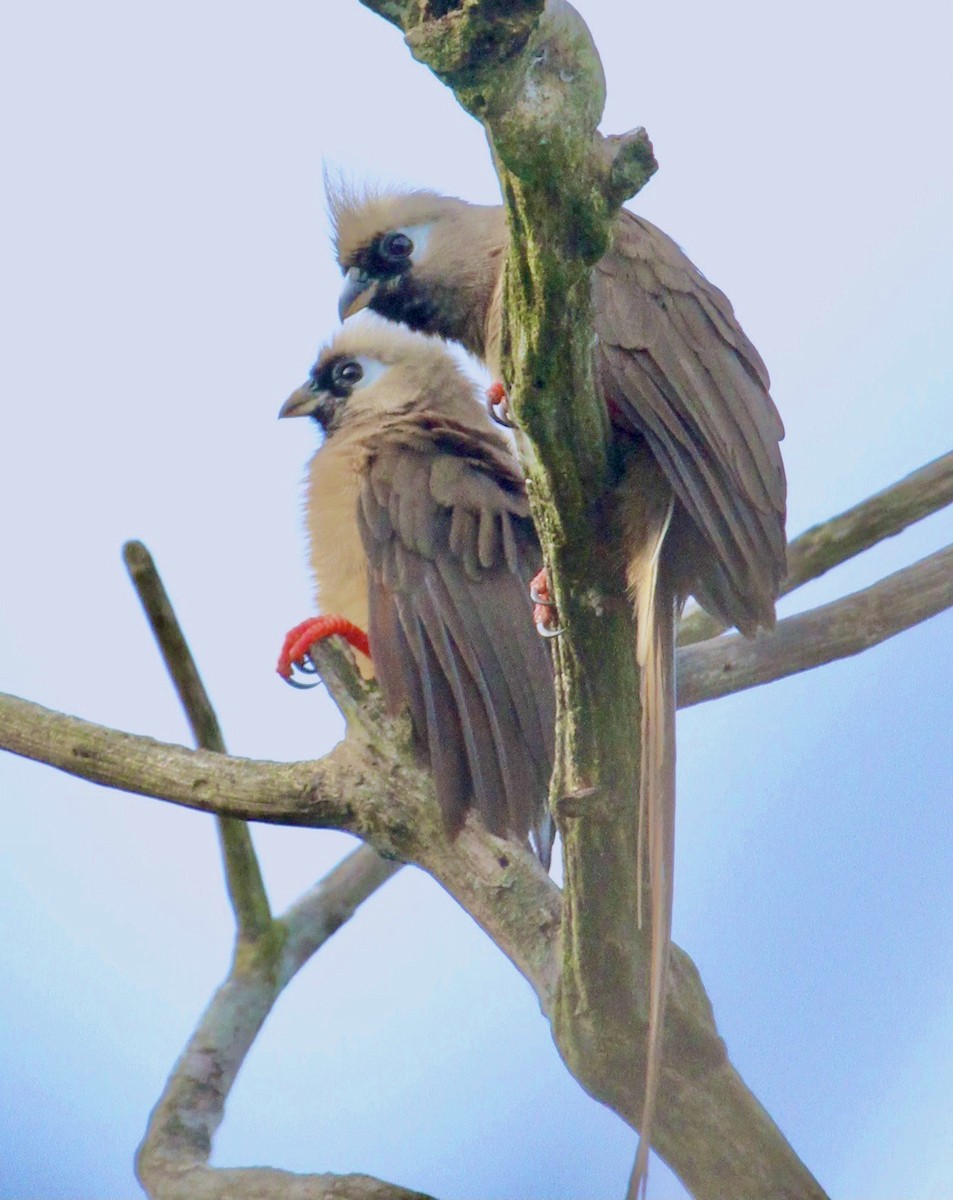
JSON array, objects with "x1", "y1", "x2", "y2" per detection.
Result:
[
  {"x1": 2, "y1": 491, "x2": 951, "y2": 1200},
  {"x1": 350, "y1": 7, "x2": 674, "y2": 1191}
]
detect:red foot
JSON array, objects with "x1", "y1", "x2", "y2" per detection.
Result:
[
  {"x1": 530, "y1": 567, "x2": 561, "y2": 635},
  {"x1": 277, "y1": 615, "x2": 371, "y2": 679},
  {"x1": 486, "y1": 380, "x2": 514, "y2": 428}
]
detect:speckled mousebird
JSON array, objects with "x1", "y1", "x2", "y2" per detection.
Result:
[{"x1": 277, "y1": 322, "x2": 555, "y2": 867}]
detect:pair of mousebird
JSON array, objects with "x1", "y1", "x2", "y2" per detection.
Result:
[{"x1": 277, "y1": 185, "x2": 787, "y2": 1193}]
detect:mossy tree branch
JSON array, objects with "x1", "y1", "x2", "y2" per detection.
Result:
[
  {"x1": 347, "y1": 2, "x2": 815, "y2": 1195},
  {"x1": 350, "y1": 2, "x2": 670, "y2": 1185}
]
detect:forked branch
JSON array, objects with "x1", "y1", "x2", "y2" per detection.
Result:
[
  {"x1": 123, "y1": 542, "x2": 409, "y2": 1199},
  {"x1": 3, "y1": 510, "x2": 950, "y2": 1199}
]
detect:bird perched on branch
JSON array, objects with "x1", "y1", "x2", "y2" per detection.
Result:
[
  {"x1": 329, "y1": 183, "x2": 787, "y2": 1191},
  {"x1": 277, "y1": 323, "x2": 555, "y2": 866}
]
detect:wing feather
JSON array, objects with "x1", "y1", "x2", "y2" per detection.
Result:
[
  {"x1": 596, "y1": 209, "x2": 787, "y2": 631},
  {"x1": 358, "y1": 436, "x2": 554, "y2": 861}
]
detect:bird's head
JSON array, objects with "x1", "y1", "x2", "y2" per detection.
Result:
[
  {"x1": 328, "y1": 182, "x2": 505, "y2": 347},
  {"x1": 279, "y1": 322, "x2": 476, "y2": 438}
]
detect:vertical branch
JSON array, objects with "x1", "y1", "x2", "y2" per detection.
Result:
[
  {"x1": 393, "y1": 0, "x2": 666, "y2": 1137},
  {"x1": 122, "y1": 540, "x2": 272, "y2": 941}
]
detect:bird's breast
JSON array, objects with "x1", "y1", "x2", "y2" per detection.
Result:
[{"x1": 305, "y1": 445, "x2": 372, "y2": 675}]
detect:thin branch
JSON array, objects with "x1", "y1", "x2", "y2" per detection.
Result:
[
  {"x1": 123, "y1": 544, "x2": 411, "y2": 1197},
  {"x1": 123, "y1": 539, "x2": 272, "y2": 940},
  {"x1": 679, "y1": 450, "x2": 953, "y2": 645},
  {"x1": 136, "y1": 847, "x2": 408, "y2": 1200},
  {"x1": 136, "y1": 865, "x2": 424, "y2": 1200},
  {"x1": 280, "y1": 844, "x2": 402, "y2": 984},
  {"x1": 678, "y1": 543, "x2": 953, "y2": 707},
  {"x1": 122, "y1": 541, "x2": 229, "y2": 754}
]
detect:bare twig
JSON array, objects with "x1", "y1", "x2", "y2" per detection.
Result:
[
  {"x1": 123, "y1": 539, "x2": 272, "y2": 940},
  {"x1": 280, "y1": 843, "x2": 401, "y2": 984},
  {"x1": 136, "y1": 840, "x2": 408, "y2": 1200},
  {"x1": 122, "y1": 540, "x2": 229, "y2": 754},
  {"x1": 136, "y1": 914, "x2": 428, "y2": 1200},
  {"x1": 679, "y1": 451, "x2": 953, "y2": 645},
  {"x1": 678, "y1": 543, "x2": 953, "y2": 707}
]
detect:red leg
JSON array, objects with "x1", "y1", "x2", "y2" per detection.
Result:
[
  {"x1": 530, "y1": 567, "x2": 561, "y2": 636},
  {"x1": 277, "y1": 615, "x2": 371, "y2": 680}
]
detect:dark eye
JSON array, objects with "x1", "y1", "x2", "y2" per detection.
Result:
[
  {"x1": 330, "y1": 359, "x2": 363, "y2": 396},
  {"x1": 380, "y1": 231, "x2": 413, "y2": 262}
]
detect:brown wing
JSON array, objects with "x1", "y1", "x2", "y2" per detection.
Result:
[
  {"x1": 595, "y1": 209, "x2": 787, "y2": 633},
  {"x1": 357, "y1": 425, "x2": 555, "y2": 864}
]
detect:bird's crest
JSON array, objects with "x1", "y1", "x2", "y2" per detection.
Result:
[{"x1": 325, "y1": 174, "x2": 467, "y2": 268}]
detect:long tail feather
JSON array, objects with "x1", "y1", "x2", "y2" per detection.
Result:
[{"x1": 626, "y1": 497, "x2": 676, "y2": 1200}]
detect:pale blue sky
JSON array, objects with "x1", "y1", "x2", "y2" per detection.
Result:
[{"x1": 0, "y1": 1, "x2": 951, "y2": 1197}]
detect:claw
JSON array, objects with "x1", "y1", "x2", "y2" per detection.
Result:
[
  {"x1": 530, "y1": 567, "x2": 563, "y2": 638},
  {"x1": 284, "y1": 666, "x2": 322, "y2": 690},
  {"x1": 277, "y1": 615, "x2": 372, "y2": 685},
  {"x1": 486, "y1": 380, "x2": 515, "y2": 428}
]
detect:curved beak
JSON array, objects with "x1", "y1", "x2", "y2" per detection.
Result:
[
  {"x1": 279, "y1": 384, "x2": 323, "y2": 420},
  {"x1": 338, "y1": 266, "x2": 377, "y2": 321}
]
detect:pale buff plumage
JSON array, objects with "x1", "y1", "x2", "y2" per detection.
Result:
[
  {"x1": 296, "y1": 325, "x2": 474, "y2": 679},
  {"x1": 282, "y1": 322, "x2": 555, "y2": 861}
]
